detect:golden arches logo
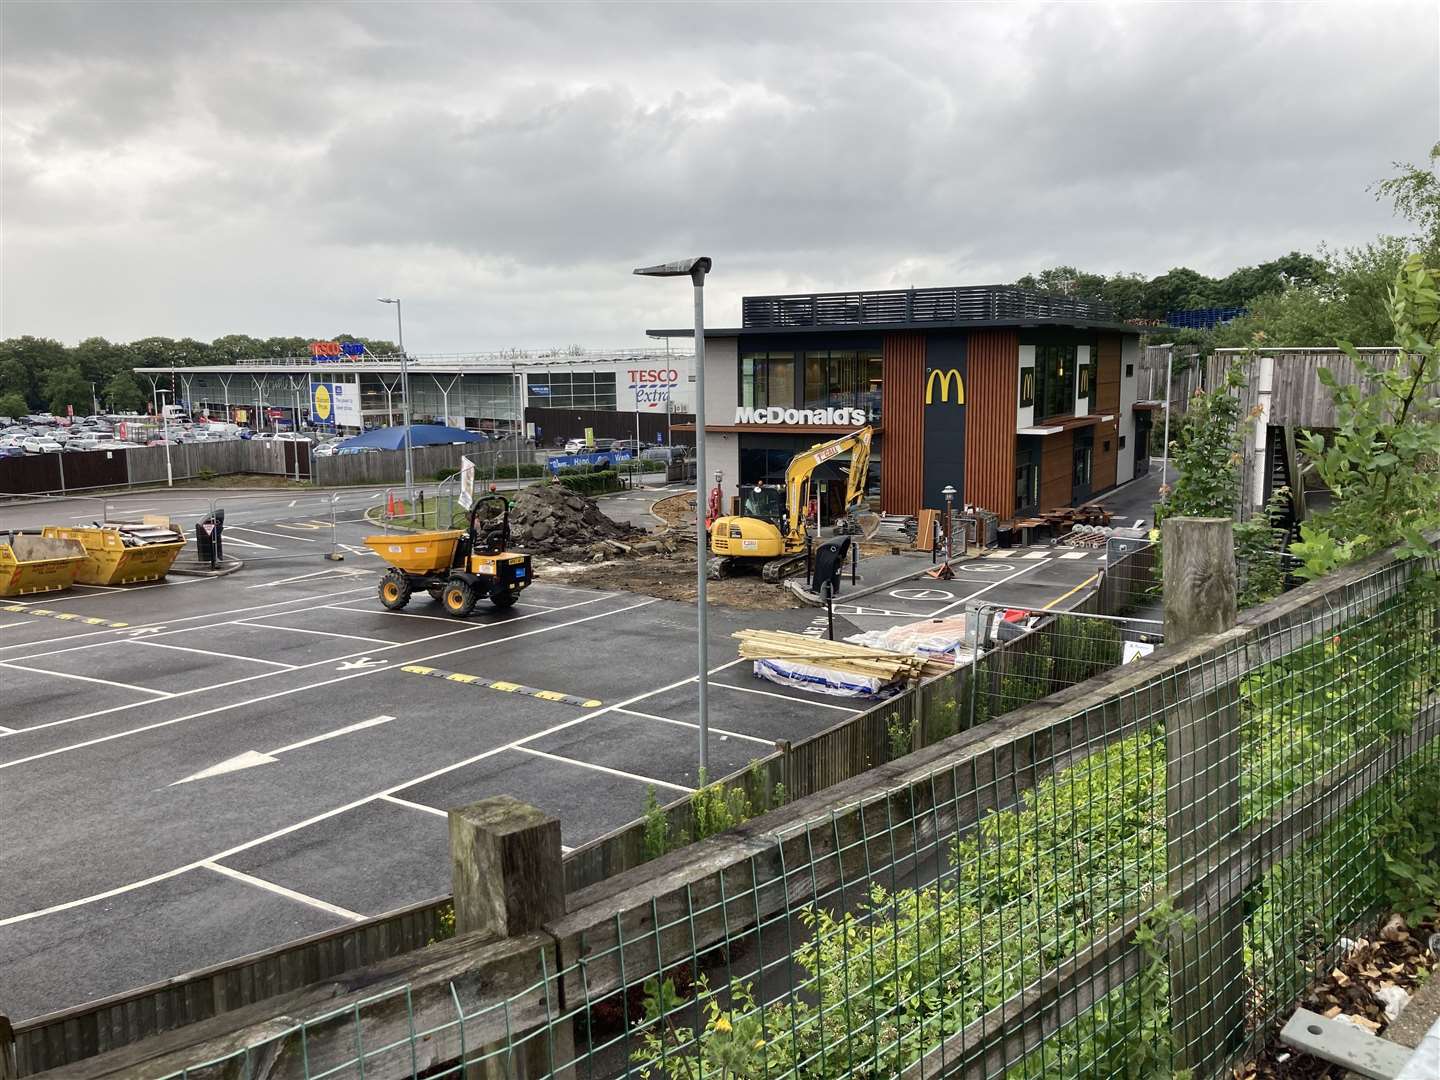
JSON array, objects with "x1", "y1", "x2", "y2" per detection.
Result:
[
  {"x1": 925, "y1": 368, "x2": 965, "y2": 405},
  {"x1": 313, "y1": 384, "x2": 332, "y2": 421}
]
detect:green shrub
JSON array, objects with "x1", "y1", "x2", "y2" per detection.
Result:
[
  {"x1": 197, "y1": 467, "x2": 217, "y2": 482},
  {"x1": 556, "y1": 470, "x2": 620, "y2": 496}
]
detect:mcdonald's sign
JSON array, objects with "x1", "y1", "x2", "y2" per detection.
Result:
[{"x1": 925, "y1": 367, "x2": 965, "y2": 405}]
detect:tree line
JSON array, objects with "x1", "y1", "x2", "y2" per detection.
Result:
[
  {"x1": 0, "y1": 333, "x2": 398, "y2": 420},
  {"x1": 1018, "y1": 144, "x2": 1439, "y2": 356}
]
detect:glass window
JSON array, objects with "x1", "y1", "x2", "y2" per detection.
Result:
[
  {"x1": 801, "y1": 349, "x2": 880, "y2": 415},
  {"x1": 1073, "y1": 442, "x2": 1092, "y2": 487},
  {"x1": 1034, "y1": 344, "x2": 1077, "y2": 420},
  {"x1": 741, "y1": 353, "x2": 795, "y2": 409}
]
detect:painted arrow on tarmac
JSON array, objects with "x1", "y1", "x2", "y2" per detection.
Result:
[
  {"x1": 171, "y1": 714, "x2": 396, "y2": 785},
  {"x1": 118, "y1": 626, "x2": 168, "y2": 636},
  {"x1": 336, "y1": 657, "x2": 387, "y2": 670}
]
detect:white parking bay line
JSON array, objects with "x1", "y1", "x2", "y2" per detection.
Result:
[
  {"x1": 511, "y1": 745, "x2": 695, "y2": 793},
  {"x1": 1021, "y1": 551, "x2": 1047, "y2": 560},
  {"x1": 0, "y1": 661, "x2": 172, "y2": 698},
  {"x1": 229, "y1": 526, "x2": 316, "y2": 544},
  {"x1": 248, "y1": 568, "x2": 368, "y2": 589},
  {"x1": 0, "y1": 620, "x2": 35, "y2": 631},
  {"x1": 0, "y1": 594, "x2": 638, "y2": 770},
  {"x1": 1059, "y1": 551, "x2": 1088, "y2": 560},
  {"x1": 381, "y1": 793, "x2": 447, "y2": 818},
  {"x1": 707, "y1": 680, "x2": 857, "y2": 712},
  {"x1": 613, "y1": 706, "x2": 773, "y2": 746},
  {"x1": 129, "y1": 639, "x2": 297, "y2": 669},
  {"x1": 235, "y1": 622, "x2": 395, "y2": 645},
  {"x1": 0, "y1": 631, "x2": 729, "y2": 931},
  {"x1": 201, "y1": 861, "x2": 363, "y2": 922}
]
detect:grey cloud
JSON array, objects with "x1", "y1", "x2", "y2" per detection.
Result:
[{"x1": 1, "y1": 0, "x2": 1435, "y2": 350}]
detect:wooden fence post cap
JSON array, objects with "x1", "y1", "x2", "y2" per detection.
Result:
[{"x1": 448, "y1": 796, "x2": 556, "y2": 835}]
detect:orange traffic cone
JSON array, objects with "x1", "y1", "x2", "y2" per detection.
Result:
[{"x1": 387, "y1": 491, "x2": 396, "y2": 517}]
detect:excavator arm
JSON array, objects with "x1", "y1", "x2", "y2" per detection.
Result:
[{"x1": 782, "y1": 426, "x2": 873, "y2": 544}]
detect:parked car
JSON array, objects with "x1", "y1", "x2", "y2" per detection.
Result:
[
  {"x1": 22, "y1": 437, "x2": 63, "y2": 453},
  {"x1": 612, "y1": 439, "x2": 650, "y2": 453},
  {"x1": 335, "y1": 446, "x2": 380, "y2": 456}
]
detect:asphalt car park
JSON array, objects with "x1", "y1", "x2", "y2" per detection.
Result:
[{"x1": 0, "y1": 486, "x2": 1112, "y2": 1023}]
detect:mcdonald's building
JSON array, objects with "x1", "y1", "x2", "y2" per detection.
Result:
[{"x1": 655, "y1": 283, "x2": 1151, "y2": 520}]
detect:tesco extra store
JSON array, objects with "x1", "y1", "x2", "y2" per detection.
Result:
[{"x1": 657, "y1": 284, "x2": 1151, "y2": 521}]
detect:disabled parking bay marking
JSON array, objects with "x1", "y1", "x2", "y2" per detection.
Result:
[{"x1": 403, "y1": 665, "x2": 602, "y2": 709}]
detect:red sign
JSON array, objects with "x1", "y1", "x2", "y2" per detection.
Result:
[
  {"x1": 267, "y1": 408, "x2": 286, "y2": 419},
  {"x1": 310, "y1": 341, "x2": 342, "y2": 357}
]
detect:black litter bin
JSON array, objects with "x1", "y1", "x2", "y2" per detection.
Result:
[
  {"x1": 196, "y1": 509, "x2": 225, "y2": 565},
  {"x1": 811, "y1": 535, "x2": 853, "y2": 598}
]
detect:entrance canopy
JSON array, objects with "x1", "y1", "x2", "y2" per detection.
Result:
[{"x1": 338, "y1": 424, "x2": 490, "y2": 450}]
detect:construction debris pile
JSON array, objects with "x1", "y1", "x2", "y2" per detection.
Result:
[
  {"x1": 733, "y1": 628, "x2": 950, "y2": 698},
  {"x1": 503, "y1": 484, "x2": 640, "y2": 556}
]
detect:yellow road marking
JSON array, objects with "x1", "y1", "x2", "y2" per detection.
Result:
[
  {"x1": 405, "y1": 665, "x2": 600, "y2": 709},
  {"x1": 1, "y1": 604, "x2": 129, "y2": 629},
  {"x1": 1041, "y1": 572, "x2": 1102, "y2": 611}
]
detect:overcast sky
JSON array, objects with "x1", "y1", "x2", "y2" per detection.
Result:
[{"x1": 2, "y1": 1, "x2": 1436, "y2": 353}]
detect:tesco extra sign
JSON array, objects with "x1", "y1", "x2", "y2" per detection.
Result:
[{"x1": 628, "y1": 367, "x2": 679, "y2": 406}]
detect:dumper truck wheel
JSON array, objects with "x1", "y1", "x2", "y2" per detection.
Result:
[
  {"x1": 441, "y1": 578, "x2": 477, "y2": 617},
  {"x1": 379, "y1": 570, "x2": 412, "y2": 611},
  {"x1": 488, "y1": 585, "x2": 518, "y2": 610}
]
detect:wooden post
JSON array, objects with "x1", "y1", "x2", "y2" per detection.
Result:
[
  {"x1": 1161, "y1": 517, "x2": 1245, "y2": 1075},
  {"x1": 449, "y1": 797, "x2": 571, "y2": 1080},
  {"x1": 0, "y1": 1014, "x2": 16, "y2": 1080}
]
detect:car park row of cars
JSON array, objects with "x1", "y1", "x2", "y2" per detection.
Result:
[{"x1": 0, "y1": 413, "x2": 381, "y2": 457}]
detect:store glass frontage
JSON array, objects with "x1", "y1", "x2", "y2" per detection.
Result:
[{"x1": 741, "y1": 345, "x2": 882, "y2": 421}]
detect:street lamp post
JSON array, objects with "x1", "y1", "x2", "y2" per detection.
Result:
[
  {"x1": 634, "y1": 257, "x2": 712, "y2": 776},
  {"x1": 377, "y1": 298, "x2": 414, "y2": 509},
  {"x1": 1159, "y1": 346, "x2": 1175, "y2": 494},
  {"x1": 155, "y1": 390, "x2": 174, "y2": 487}
]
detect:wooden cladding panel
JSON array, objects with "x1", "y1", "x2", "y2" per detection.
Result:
[
  {"x1": 963, "y1": 329, "x2": 1019, "y2": 520},
  {"x1": 881, "y1": 332, "x2": 926, "y2": 515},
  {"x1": 1040, "y1": 429, "x2": 1074, "y2": 510},
  {"x1": 1095, "y1": 333, "x2": 1121, "y2": 413}
]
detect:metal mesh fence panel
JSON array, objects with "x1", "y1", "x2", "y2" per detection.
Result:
[{"x1": 149, "y1": 550, "x2": 1438, "y2": 1080}]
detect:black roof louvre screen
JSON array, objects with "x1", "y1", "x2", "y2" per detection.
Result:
[{"x1": 741, "y1": 285, "x2": 1115, "y2": 328}]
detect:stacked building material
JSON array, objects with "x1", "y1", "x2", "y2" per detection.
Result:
[{"x1": 732, "y1": 629, "x2": 944, "y2": 683}]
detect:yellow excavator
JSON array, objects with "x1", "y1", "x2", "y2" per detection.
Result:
[{"x1": 709, "y1": 425, "x2": 876, "y2": 581}]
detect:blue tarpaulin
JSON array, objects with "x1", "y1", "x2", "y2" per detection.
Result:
[{"x1": 337, "y1": 425, "x2": 490, "y2": 450}]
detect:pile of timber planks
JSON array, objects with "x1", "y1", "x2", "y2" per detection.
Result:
[{"x1": 732, "y1": 629, "x2": 949, "y2": 683}]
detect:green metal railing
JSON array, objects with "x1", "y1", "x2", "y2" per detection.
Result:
[{"x1": 152, "y1": 547, "x2": 1438, "y2": 1080}]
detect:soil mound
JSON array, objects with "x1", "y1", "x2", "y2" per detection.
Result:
[{"x1": 504, "y1": 484, "x2": 637, "y2": 555}]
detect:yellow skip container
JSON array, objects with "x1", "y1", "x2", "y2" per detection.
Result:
[
  {"x1": 41, "y1": 520, "x2": 186, "y2": 586},
  {"x1": 0, "y1": 533, "x2": 88, "y2": 597},
  {"x1": 363, "y1": 530, "x2": 462, "y2": 574}
]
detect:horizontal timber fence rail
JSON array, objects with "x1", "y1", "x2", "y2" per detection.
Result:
[
  {"x1": 3, "y1": 548, "x2": 1154, "y2": 1076},
  {"x1": 34, "y1": 532, "x2": 1435, "y2": 1080},
  {"x1": 16, "y1": 541, "x2": 1434, "y2": 1080}
]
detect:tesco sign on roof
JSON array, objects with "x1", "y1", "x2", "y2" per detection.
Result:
[{"x1": 310, "y1": 341, "x2": 366, "y2": 359}]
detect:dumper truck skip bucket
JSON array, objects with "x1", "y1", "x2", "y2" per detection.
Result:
[
  {"x1": 0, "y1": 534, "x2": 88, "y2": 597},
  {"x1": 41, "y1": 524, "x2": 186, "y2": 586},
  {"x1": 363, "y1": 530, "x2": 463, "y2": 575}
]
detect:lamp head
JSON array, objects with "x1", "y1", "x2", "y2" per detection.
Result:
[{"x1": 633, "y1": 257, "x2": 712, "y2": 282}]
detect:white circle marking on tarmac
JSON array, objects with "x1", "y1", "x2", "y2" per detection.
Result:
[
  {"x1": 954, "y1": 562, "x2": 1014, "y2": 573},
  {"x1": 890, "y1": 588, "x2": 953, "y2": 601}
]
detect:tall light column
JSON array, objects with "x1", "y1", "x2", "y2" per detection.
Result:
[
  {"x1": 378, "y1": 297, "x2": 414, "y2": 508},
  {"x1": 633, "y1": 257, "x2": 712, "y2": 776}
]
